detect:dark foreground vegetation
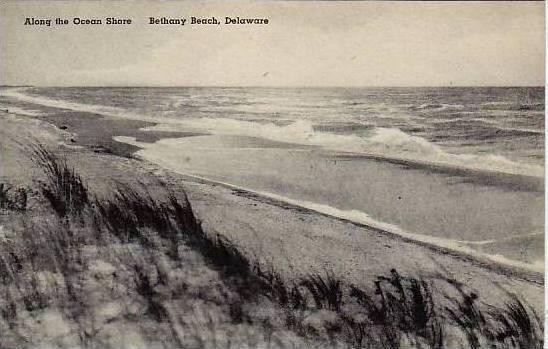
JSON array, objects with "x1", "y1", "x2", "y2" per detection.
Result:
[{"x1": 0, "y1": 144, "x2": 543, "y2": 348}]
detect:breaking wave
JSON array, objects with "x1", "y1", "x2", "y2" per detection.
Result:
[
  {"x1": 0, "y1": 104, "x2": 42, "y2": 117},
  {"x1": 0, "y1": 88, "x2": 153, "y2": 122},
  {"x1": 411, "y1": 103, "x2": 464, "y2": 111},
  {"x1": 147, "y1": 118, "x2": 544, "y2": 177}
]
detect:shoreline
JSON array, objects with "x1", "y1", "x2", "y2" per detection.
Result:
[
  {"x1": 132, "y1": 167, "x2": 545, "y2": 284},
  {"x1": 0, "y1": 109, "x2": 544, "y2": 312}
]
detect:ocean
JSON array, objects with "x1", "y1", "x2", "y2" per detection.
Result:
[{"x1": 0, "y1": 86, "x2": 544, "y2": 269}]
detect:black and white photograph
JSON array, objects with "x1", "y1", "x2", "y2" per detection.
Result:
[{"x1": 0, "y1": 1, "x2": 545, "y2": 348}]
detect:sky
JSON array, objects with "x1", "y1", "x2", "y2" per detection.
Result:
[{"x1": 0, "y1": 1, "x2": 545, "y2": 87}]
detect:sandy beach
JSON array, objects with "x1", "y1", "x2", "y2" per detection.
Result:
[{"x1": 1, "y1": 109, "x2": 542, "y2": 314}]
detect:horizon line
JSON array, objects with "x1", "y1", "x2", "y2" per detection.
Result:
[{"x1": 2, "y1": 84, "x2": 545, "y2": 89}]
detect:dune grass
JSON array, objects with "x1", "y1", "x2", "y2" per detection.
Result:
[
  {"x1": 32, "y1": 144, "x2": 89, "y2": 217},
  {"x1": 0, "y1": 144, "x2": 542, "y2": 349}
]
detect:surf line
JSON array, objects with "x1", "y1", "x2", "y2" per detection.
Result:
[
  {"x1": 459, "y1": 231, "x2": 544, "y2": 245},
  {"x1": 175, "y1": 170, "x2": 544, "y2": 280}
]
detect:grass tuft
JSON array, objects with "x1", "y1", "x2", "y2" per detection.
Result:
[
  {"x1": 300, "y1": 272, "x2": 343, "y2": 312},
  {"x1": 489, "y1": 293, "x2": 544, "y2": 349},
  {"x1": 93, "y1": 183, "x2": 174, "y2": 242},
  {"x1": 31, "y1": 145, "x2": 89, "y2": 217}
]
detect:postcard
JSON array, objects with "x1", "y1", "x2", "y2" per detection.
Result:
[{"x1": 0, "y1": 1, "x2": 544, "y2": 348}]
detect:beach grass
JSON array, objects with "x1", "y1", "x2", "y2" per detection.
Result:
[
  {"x1": 0, "y1": 144, "x2": 542, "y2": 348},
  {"x1": 32, "y1": 144, "x2": 90, "y2": 217}
]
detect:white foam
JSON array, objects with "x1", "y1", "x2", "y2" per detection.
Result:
[
  {"x1": 145, "y1": 118, "x2": 544, "y2": 177},
  {"x1": 461, "y1": 231, "x2": 544, "y2": 246},
  {"x1": 0, "y1": 104, "x2": 41, "y2": 117},
  {"x1": 416, "y1": 103, "x2": 464, "y2": 111},
  {"x1": 1, "y1": 88, "x2": 127, "y2": 117},
  {"x1": 0, "y1": 88, "x2": 165, "y2": 124}
]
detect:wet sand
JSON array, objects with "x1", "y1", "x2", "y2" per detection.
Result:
[{"x1": 334, "y1": 152, "x2": 544, "y2": 192}]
